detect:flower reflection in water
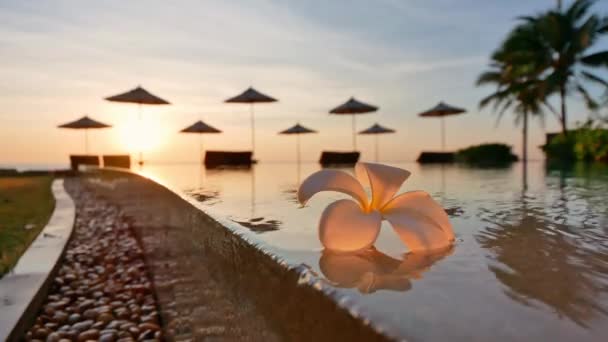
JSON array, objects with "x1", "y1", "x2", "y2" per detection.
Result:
[{"x1": 319, "y1": 246, "x2": 453, "y2": 294}]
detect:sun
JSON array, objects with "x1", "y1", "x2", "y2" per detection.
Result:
[{"x1": 118, "y1": 115, "x2": 166, "y2": 153}]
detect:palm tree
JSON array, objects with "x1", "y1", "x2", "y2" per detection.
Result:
[
  {"x1": 508, "y1": 0, "x2": 608, "y2": 134},
  {"x1": 477, "y1": 25, "x2": 549, "y2": 167},
  {"x1": 477, "y1": 68, "x2": 546, "y2": 167}
]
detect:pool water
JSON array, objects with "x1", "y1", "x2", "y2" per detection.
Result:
[{"x1": 140, "y1": 161, "x2": 608, "y2": 341}]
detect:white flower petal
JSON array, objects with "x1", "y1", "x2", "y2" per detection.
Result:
[
  {"x1": 355, "y1": 162, "x2": 411, "y2": 210},
  {"x1": 382, "y1": 190, "x2": 454, "y2": 240},
  {"x1": 319, "y1": 199, "x2": 382, "y2": 252},
  {"x1": 298, "y1": 169, "x2": 368, "y2": 208},
  {"x1": 384, "y1": 209, "x2": 452, "y2": 252}
]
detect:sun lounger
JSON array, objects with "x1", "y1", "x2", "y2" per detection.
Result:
[
  {"x1": 205, "y1": 151, "x2": 253, "y2": 168},
  {"x1": 69, "y1": 155, "x2": 100, "y2": 171},
  {"x1": 319, "y1": 151, "x2": 360, "y2": 166},
  {"x1": 103, "y1": 155, "x2": 131, "y2": 169}
]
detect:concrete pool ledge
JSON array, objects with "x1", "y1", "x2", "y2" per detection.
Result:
[
  {"x1": 85, "y1": 168, "x2": 394, "y2": 341},
  {"x1": 0, "y1": 179, "x2": 75, "y2": 342}
]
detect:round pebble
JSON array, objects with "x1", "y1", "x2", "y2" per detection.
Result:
[{"x1": 23, "y1": 187, "x2": 162, "y2": 342}]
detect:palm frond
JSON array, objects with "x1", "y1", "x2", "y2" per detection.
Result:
[
  {"x1": 598, "y1": 16, "x2": 608, "y2": 33},
  {"x1": 576, "y1": 15, "x2": 600, "y2": 49},
  {"x1": 575, "y1": 84, "x2": 599, "y2": 110},
  {"x1": 566, "y1": 0, "x2": 595, "y2": 22},
  {"x1": 580, "y1": 70, "x2": 608, "y2": 88},
  {"x1": 497, "y1": 98, "x2": 514, "y2": 119},
  {"x1": 542, "y1": 100, "x2": 561, "y2": 121},
  {"x1": 479, "y1": 88, "x2": 508, "y2": 110},
  {"x1": 476, "y1": 71, "x2": 504, "y2": 86},
  {"x1": 581, "y1": 51, "x2": 608, "y2": 67}
]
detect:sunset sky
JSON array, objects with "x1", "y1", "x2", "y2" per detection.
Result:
[{"x1": 1, "y1": 0, "x2": 607, "y2": 167}]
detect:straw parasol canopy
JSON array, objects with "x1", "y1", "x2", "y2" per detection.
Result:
[
  {"x1": 358, "y1": 123, "x2": 396, "y2": 162},
  {"x1": 359, "y1": 123, "x2": 395, "y2": 134},
  {"x1": 180, "y1": 120, "x2": 222, "y2": 134},
  {"x1": 104, "y1": 85, "x2": 171, "y2": 166},
  {"x1": 330, "y1": 97, "x2": 378, "y2": 114},
  {"x1": 105, "y1": 86, "x2": 170, "y2": 105},
  {"x1": 330, "y1": 97, "x2": 378, "y2": 150},
  {"x1": 418, "y1": 102, "x2": 466, "y2": 151},
  {"x1": 279, "y1": 123, "x2": 317, "y2": 135},
  {"x1": 225, "y1": 87, "x2": 277, "y2": 104},
  {"x1": 180, "y1": 120, "x2": 222, "y2": 165},
  {"x1": 58, "y1": 116, "x2": 112, "y2": 154},
  {"x1": 225, "y1": 87, "x2": 277, "y2": 155}
]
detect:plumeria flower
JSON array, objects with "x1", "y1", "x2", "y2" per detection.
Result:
[{"x1": 297, "y1": 162, "x2": 454, "y2": 253}]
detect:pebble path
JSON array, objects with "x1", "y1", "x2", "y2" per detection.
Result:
[{"x1": 24, "y1": 180, "x2": 162, "y2": 342}]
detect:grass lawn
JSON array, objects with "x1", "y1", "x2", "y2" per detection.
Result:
[{"x1": 0, "y1": 176, "x2": 55, "y2": 277}]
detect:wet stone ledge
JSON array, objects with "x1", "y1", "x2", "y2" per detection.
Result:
[
  {"x1": 23, "y1": 179, "x2": 162, "y2": 342},
  {"x1": 81, "y1": 169, "x2": 391, "y2": 341}
]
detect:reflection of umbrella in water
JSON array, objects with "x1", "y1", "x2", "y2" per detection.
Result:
[
  {"x1": 105, "y1": 86, "x2": 171, "y2": 166},
  {"x1": 358, "y1": 123, "x2": 395, "y2": 162},
  {"x1": 57, "y1": 116, "x2": 111, "y2": 154},
  {"x1": 179, "y1": 120, "x2": 222, "y2": 165},
  {"x1": 418, "y1": 102, "x2": 466, "y2": 151},
  {"x1": 330, "y1": 97, "x2": 378, "y2": 150},
  {"x1": 279, "y1": 123, "x2": 317, "y2": 186},
  {"x1": 319, "y1": 246, "x2": 453, "y2": 294},
  {"x1": 225, "y1": 87, "x2": 277, "y2": 155},
  {"x1": 279, "y1": 123, "x2": 317, "y2": 165}
]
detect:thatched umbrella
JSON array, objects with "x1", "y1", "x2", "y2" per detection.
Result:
[
  {"x1": 225, "y1": 87, "x2": 277, "y2": 155},
  {"x1": 57, "y1": 116, "x2": 111, "y2": 154},
  {"x1": 179, "y1": 120, "x2": 222, "y2": 164},
  {"x1": 358, "y1": 123, "x2": 395, "y2": 162},
  {"x1": 279, "y1": 123, "x2": 317, "y2": 165},
  {"x1": 105, "y1": 86, "x2": 170, "y2": 166},
  {"x1": 330, "y1": 97, "x2": 378, "y2": 150},
  {"x1": 418, "y1": 102, "x2": 466, "y2": 151}
]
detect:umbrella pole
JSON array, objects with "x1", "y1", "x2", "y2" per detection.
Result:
[
  {"x1": 84, "y1": 129, "x2": 89, "y2": 155},
  {"x1": 200, "y1": 134, "x2": 204, "y2": 165},
  {"x1": 250, "y1": 103, "x2": 255, "y2": 154},
  {"x1": 297, "y1": 157, "x2": 301, "y2": 185},
  {"x1": 352, "y1": 115, "x2": 357, "y2": 151},
  {"x1": 251, "y1": 166, "x2": 256, "y2": 219},
  {"x1": 375, "y1": 134, "x2": 379, "y2": 162},
  {"x1": 296, "y1": 133, "x2": 301, "y2": 165},
  {"x1": 440, "y1": 116, "x2": 446, "y2": 151},
  {"x1": 138, "y1": 103, "x2": 143, "y2": 167},
  {"x1": 296, "y1": 133, "x2": 301, "y2": 185}
]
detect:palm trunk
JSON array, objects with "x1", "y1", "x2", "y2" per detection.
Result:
[
  {"x1": 522, "y1": 110, "x2": 528, "y2": 164},
  {"x1": 560, "y1": 84, "x2": 568, "y2": 135},
  {"x1": 522, "y1": 110, "x2": 528, "y2": 189}
]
